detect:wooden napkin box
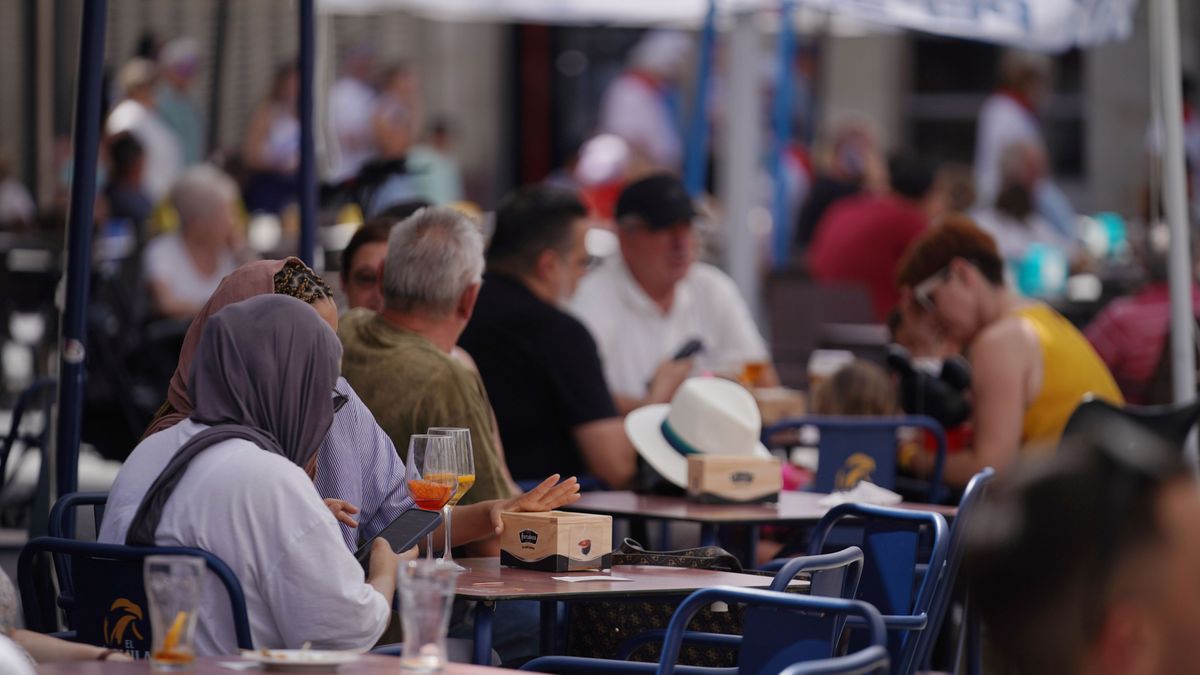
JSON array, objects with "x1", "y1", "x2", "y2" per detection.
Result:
[
  {"x1": 499, "y1": 511, "x2": 613, "y2": 572},
  {"x1": 687, "y1": 455, "x2": 782, "y2": 504}
]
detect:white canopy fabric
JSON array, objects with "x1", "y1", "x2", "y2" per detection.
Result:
[{"x1": 318, "y1": 0, "x2": 1138, "y2": 52}]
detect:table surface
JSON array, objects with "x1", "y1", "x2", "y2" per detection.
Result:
[
  {"x1": 563, "y1": 490, "x2": 957, "y2": 524},
  {"x1": 453, "y1": 557, "x2": 805, "y2": 602},
  {"x1": 35, "y1": 655, "x2": 526, "y2": 674}
]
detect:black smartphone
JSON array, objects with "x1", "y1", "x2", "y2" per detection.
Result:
[
  {"x1": 355, "y1": 509, "x2": 443, "y2": 567},
  {"x1": 672, "y1": 338, "x2": 704, "y2": 361}
]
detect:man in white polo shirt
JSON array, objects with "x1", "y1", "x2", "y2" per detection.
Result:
[{"x1": 571, "y1": 173, "x2": 777, "y2": 415}]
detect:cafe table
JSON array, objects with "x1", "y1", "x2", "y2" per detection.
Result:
[
  {"x1": 453, "y1": 556, "x2": 808, "y2": 666},
  {"x1": 35, "y1": 654, "x2": 530, "y2": 674},
  {"x1": 563, "y1": 490, "x2": 958, "y2": 566}
]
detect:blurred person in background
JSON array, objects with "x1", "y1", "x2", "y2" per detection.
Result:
[
  {"x1": 971, "y1": 140, "x2": 1080, "y2": 268},
  {"x1": 939, "y1": 163, "x2": 977, "y2": 213},
  {"x1": 808, "y1": 153, "x2": 945, "y2": 321},
  {"x1": 461, "y1": 185, "x2": 640, "y2": 489},
  {"x1": 794, "y1": 116, "x2": 887, "y2": 248},
  {"x1": 974, "y1": 50, "x2": 1050, "y2": 207},
  {"x1": 373, "y1": 63, "x2": 422, "y2": 159},
  {"x1": 242, "y1": 62, "x2": 300, "y2": 214},
  {"x1": 408, "y1": 116, "x2": 466, "y2": 206},
  {"x1": 328, "y1": 44, "x2": 378, "y2": 183},
  {"x1": 104, "y1": 132, "x2": 153, "y2": 233},
  {"x1": 106, "y1": 58, "x2": 183, "y2": 204},
  {"x1": 974, "y1": 50, "x2": 1078, "y2": 243},
  {"x1": 143, "y1": 165, "x2": 243, "y2": 320},
  {"x1": 0, "y1": 149, "x2": 35, "y2": 228},
  {"x1": 340, "y1": 218, "x2": 394, "y2": 313},
  {"x1": 1085, "y1": 225, "x2": 1200, "y2": 405},
  {"x1": 895, "y1": 217, "x2": 1121, "y2": 487},
  {"x1": 155, "y1": 37, "x2": 204, "y2": 166},
  {"x1": 571, "y1": 173, "x2": 777, "y2": 415},
  {"x1": 966, "y1": 426, "x2": 1200, "y2": 675},
  {"x1": 598, "y1": 31, "x2": 692, "y2": 171}
]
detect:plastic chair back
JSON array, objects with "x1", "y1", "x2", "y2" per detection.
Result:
[
  {"x1": 1061, "y1": 396, "x2": 1200, "y2": 453},
  {"x1": 912, "y1": 468, "x2": 994, "y2": 671},
  {"x1": 764, "y1": 416, "x2": 948, "y2": 503},
  {"x1": 18, "y1": 537, "x2": 254, "y2": 655},
  {"x1": 807, "y1": 504, "x2": 949, "y2": 675}
]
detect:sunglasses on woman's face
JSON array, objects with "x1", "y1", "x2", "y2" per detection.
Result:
[{"x1": 913, "y1": 267, "x2": 950, "y2": 311}]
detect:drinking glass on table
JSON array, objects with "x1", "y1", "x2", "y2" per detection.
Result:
[
  {"x1": 397, "y1": 559, "x2": 461, "y2": 672},
  {"x1": 405, "y1": 434, "x2": 457, "y2": 558},
  {"x1": 144, "y1": 555, "x2": 204, "y2": 671},
  {"x1": 428, "y1": 427, "x2": 475, "y2": 571}
]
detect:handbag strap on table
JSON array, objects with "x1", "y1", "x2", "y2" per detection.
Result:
[{"x1": 614, "y1": 538, "x2": 744, "y2": 573}]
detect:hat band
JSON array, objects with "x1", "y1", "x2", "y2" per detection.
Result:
[{"x1": 660, "y1": 420, "x2": 702, "y2": 457}]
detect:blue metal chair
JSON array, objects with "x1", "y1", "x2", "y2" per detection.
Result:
[
  {"x1": 762, "y1": 416, "x2": 948, "y2": 503},
  {"x1": 912, "y1": 469, "x2": 994, "y2": 673},
  {"x1": 18, "y1": 536, "x2": 254, "y2": 655},
  {"x1": 779, "y1": 645, "x2": 890, "y2": 675},
  {"x1": 521, "y1": 586, "x2": 887, "y2": 675},
  {"x1": 806, "y1": 504, "x2": 949, "y2": 675},
  {"x1": 614, "y1": 547, "x2": 866, "y2": 661}
]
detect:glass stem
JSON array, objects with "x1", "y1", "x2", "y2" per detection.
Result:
[
  {"x1": 442, "y1": 505, "x2": 454, "y2": 563},
  {"x1": 426, "y1": 533, "x2": 434, "y2": 560}
]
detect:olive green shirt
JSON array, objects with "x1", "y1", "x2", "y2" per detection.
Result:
[{"x1": 338, "y1": 309, "x2": 514, "y2": 505}]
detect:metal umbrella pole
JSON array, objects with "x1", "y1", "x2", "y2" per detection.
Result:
[
  {"x1": 298, "y1": 0, "x2": 318, "y2": 267},
  {"x1": 1150, "y1": 0, "x2": 1198, "y2": 464},
  {"x1": 52, "y1": 0, "x2": 108, "y2": 503}
]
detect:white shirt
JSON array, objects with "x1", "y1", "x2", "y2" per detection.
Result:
[
  {"x1": 98, "y1": 420, "x2": 391, "y2": 655},
  {"x1": 570, "y1": 256, "x2": 768, "y2": 399},
  {"x1": 327, "y1": 77, "x2": 378, "y2": 182},
  {"x1": 106, "y1": 99, "x2": 184, "y2": 204},
  {"x1": 973, "y1": 92, "x2": 1042, "y2": 207},
  {"x1": 971, "y1": 206, "x2": 1078, "y2": 263},
  {"x1": 598, "y1": 73, "x2": 682, "y2": 170},
  {"x1": 142, "y1": 233, "x2": 237, "y2": 313}
]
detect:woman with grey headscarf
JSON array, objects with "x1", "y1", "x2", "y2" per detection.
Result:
[{"x1": 98, "y1": 295, "x2": 403, "y2": 655}]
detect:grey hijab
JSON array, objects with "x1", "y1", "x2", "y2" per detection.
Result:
[{"x1": 126, "y1": 294, "x2": 342, "y2": 546}]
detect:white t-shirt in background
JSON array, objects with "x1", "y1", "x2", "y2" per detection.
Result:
[
  {"x1": 142, "y1": 233, "x2": 236, "y2": 313},
  {"x1": 570, "y1": 256, "x2": 769, "y2": 399},
  {"x1": 98, "y1": 420, "x2": 391, "y2": 655}
]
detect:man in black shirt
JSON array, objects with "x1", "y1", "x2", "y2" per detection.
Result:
[{"x1": 462, "y1": 186, "x2": 677, "y2": 488}]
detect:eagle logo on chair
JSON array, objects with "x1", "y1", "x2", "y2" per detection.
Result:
[
  {"x1": 103, "y1": 598, "x2": 145, "y2": 647},
  {"x1": 835, "y1": 453, "x2": 877, "y2": 491}
]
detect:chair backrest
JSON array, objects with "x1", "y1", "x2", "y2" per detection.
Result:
[
  {"x1": 17, "y1": 537, "x2": 254, "y2": 656},
  {"x1": 806, "y1": 504, "x2": 949, "y2": 675},
  {"x1": 770, "y1": 545, "x2": 864, "y2": 600},
  {"x1": 657, "y1": 586, "x2": 887, "y2": 675},
  {"x1": 764, "y1": 416, "x2": 948, "y2": 503},
  {"x1": 766, "y1": 275, "x2": 874, "y2": 389},
  {"x1": 1061, "y1": 396, "x2": 1200, "y2": 452},
  {"x1": 779, "y1": 645, "x2": 891, "y2": 675},
  {"x1": 911, "y1": 468, "x2": 994, "y2": 671}
]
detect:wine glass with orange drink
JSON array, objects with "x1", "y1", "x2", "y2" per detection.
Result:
[
  {"x1": 405, "y1": 434, "x2": 458, "y2": 558},
  {"x1": 428, "y1": 428, "x2": 475, "y2": 571}
]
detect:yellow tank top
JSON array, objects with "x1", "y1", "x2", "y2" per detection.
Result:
[{"x1": 1014, "y1": 303, "x2": 1124, "y2": 449}]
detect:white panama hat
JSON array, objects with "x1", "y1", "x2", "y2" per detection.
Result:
[{"x1": 625, "y1": 377, "x2": 771, "y2": 488}]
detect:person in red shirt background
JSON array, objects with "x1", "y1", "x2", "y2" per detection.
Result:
[{"x1": 807, "y1": 154, "x2": 948, "y2": 321}]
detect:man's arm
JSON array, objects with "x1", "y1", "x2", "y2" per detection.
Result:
[
  {"x1": 613, "y1": 357, "x2": 693, "y2": 416},
  {"x1": 573, "y1": 418, "x2": 637, "y2": 488},
  {"x1": 921, "y1": 318, "x2": 1034, "y2": 487}
]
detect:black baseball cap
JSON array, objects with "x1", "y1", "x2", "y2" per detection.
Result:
[{"x1": 614, "y1": 173, "x2": 697, "y2": 230}]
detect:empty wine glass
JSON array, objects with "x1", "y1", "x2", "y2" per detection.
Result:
[
  {"x1": 428, "y1": 428, "x2": 474, "y2": 571},
  {"x1": 405, "y1": 434, "x2": 457, "y2": 558}
]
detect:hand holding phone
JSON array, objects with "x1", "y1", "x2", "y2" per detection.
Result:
[{"x1": 355, "y1": 508, "x2": 443, "y2": 567}]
